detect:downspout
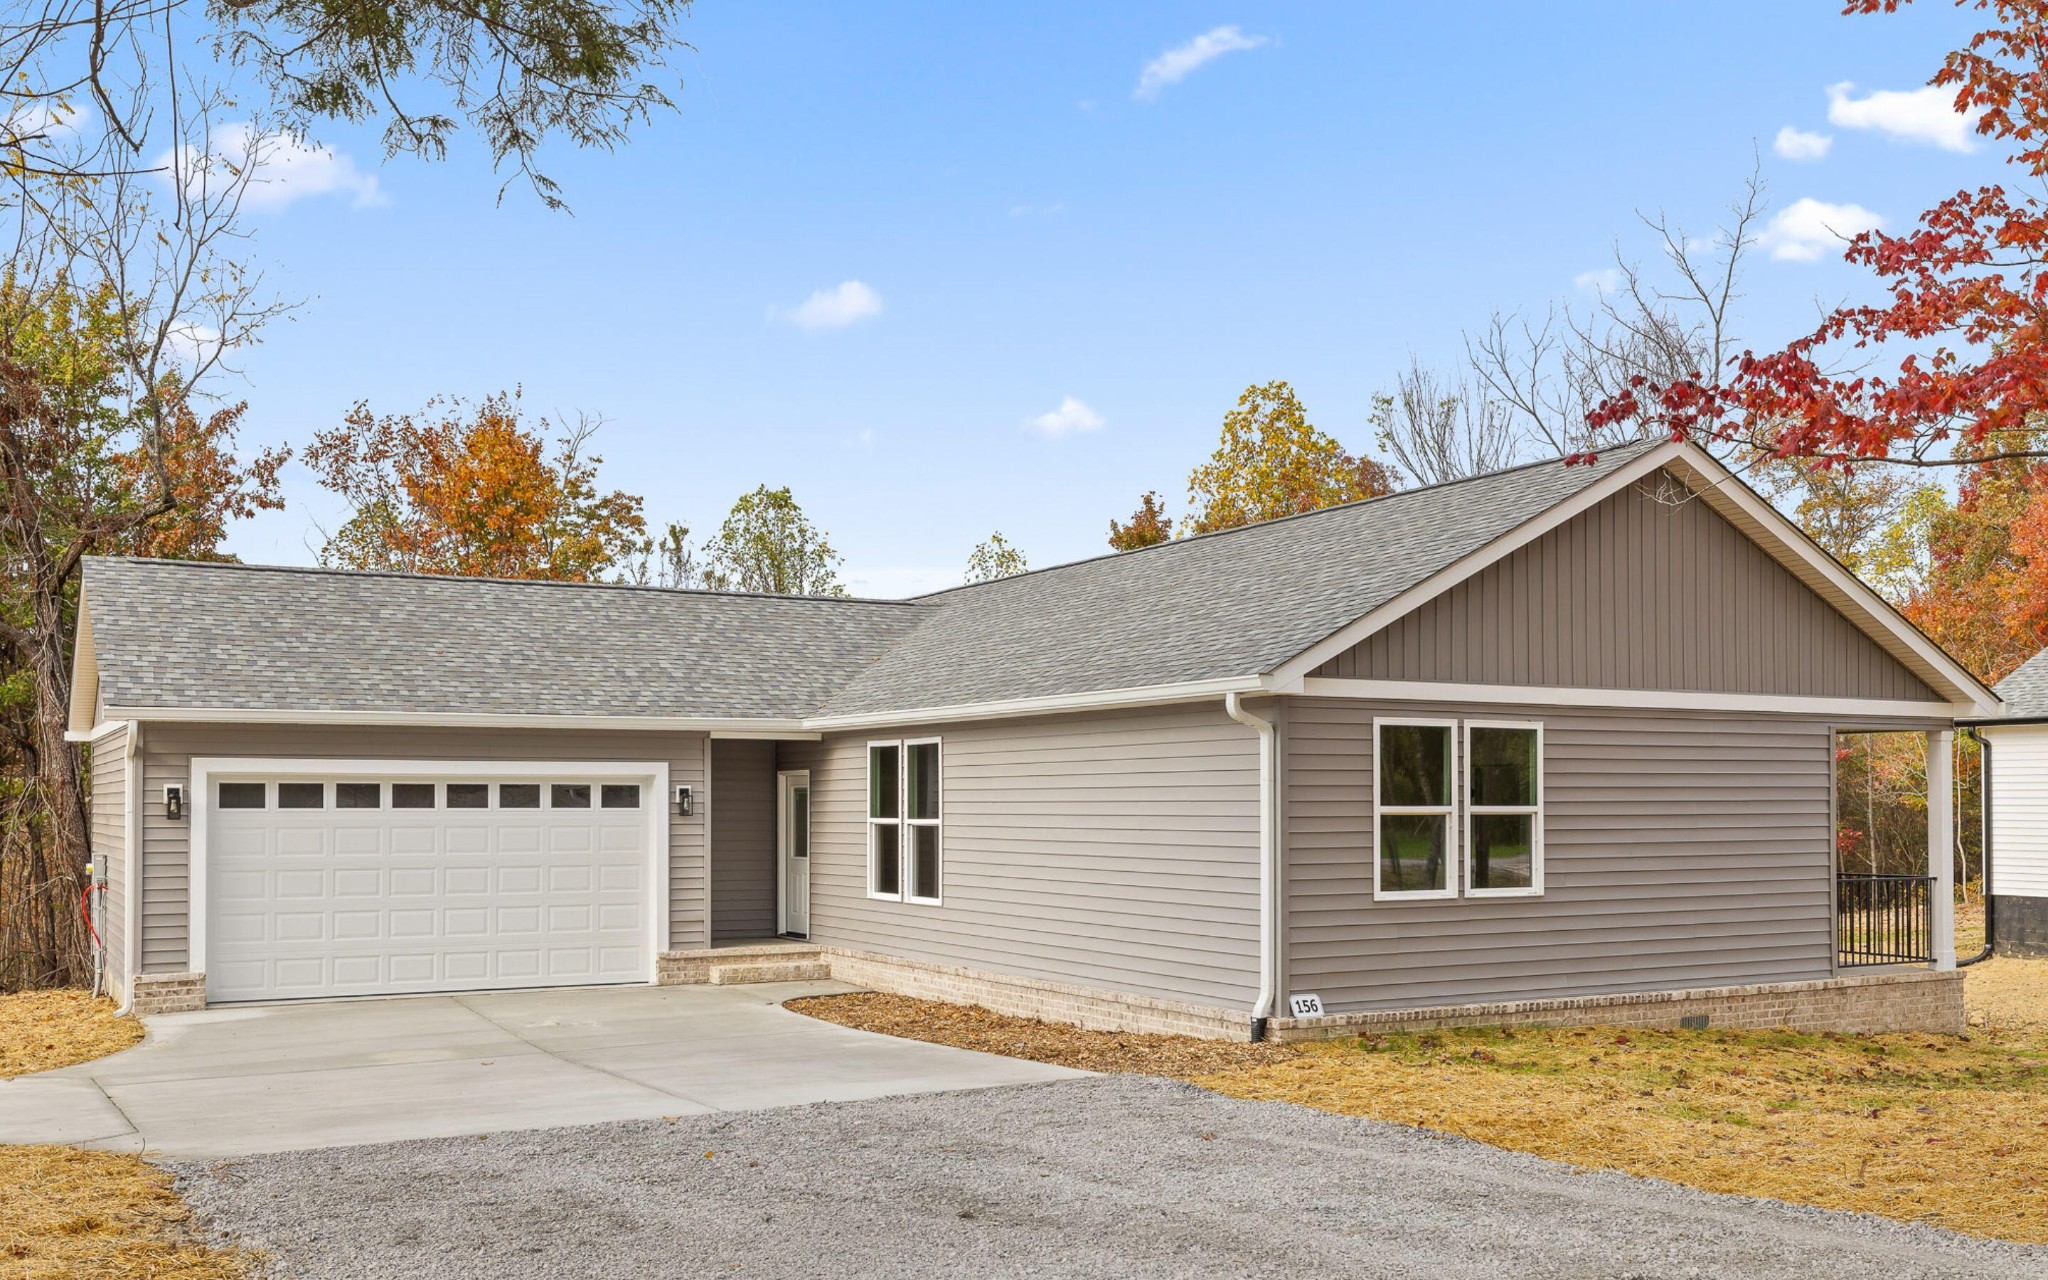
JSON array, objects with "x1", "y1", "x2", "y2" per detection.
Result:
[
  {"x1": 1224, "y1": 692, "x2": 1278, "y2": 1042},
  {"x1": 116, "y1": 721, "x2": 141, "y2": 1015},
  {"x1": 1960, "y1": 727, "x2": 1994, "y2": 967}
]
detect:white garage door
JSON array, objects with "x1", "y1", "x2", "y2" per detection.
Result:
[{"x1": 204, "y1": 770, "x2": 658, "y2": 1002}]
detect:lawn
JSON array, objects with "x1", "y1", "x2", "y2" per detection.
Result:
[
  {"x1": 791, "y1": 952, "x2": 2048, "y2": 1245},
  {"x1": 0, "y1": 991, "x2": 253, "y2": 1279}
]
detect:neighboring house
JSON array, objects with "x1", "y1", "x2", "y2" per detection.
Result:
[
  {"x1": 70, "y1": 440, "x2": 1998, "y2": 1038},
  {"x1": 1970, "y1": 653, "x2": 2048, "y2": 957}
]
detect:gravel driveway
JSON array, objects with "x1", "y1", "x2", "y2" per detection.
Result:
[{"x1": 176, "y1": 1076, "x2": 2045, "y2": 1279}]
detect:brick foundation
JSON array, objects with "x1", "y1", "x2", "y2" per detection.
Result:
[
  {"x1": 1264, "y1": 968, "x2": 1966, "y2": 1042},
  {"x1": 130, "y1": 972, "x2": 207, "y2": 1016}
]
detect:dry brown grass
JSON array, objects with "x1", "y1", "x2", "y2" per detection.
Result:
[
  {"x1": 0, "y1": 991, "x2": 252, "y2": 1277},
  {"x1": 786, "y1": 991, "x2": 1295, "y2": 1075},
  {"x1": 0, "y1": 1146, "x2": 254, "y2": 1279},
  {"x1": 0, "y1": 990, "x2": 143, "y2": 1079},
  {"x1": 791, "y1": 956, "x2": 2048, "y2": 1244}
]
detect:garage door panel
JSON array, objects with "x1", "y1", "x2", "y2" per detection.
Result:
[{"x1": 206, "y1": 769, "x2": 653, "y2": 1003}]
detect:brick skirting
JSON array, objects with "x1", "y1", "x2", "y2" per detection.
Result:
[
  {"x1": 1263, "y1": 968, "x2": 1966, "y2": 1042},
  {"x1": 130, "y1": 972, "x2": 207, "y2": 1016}
]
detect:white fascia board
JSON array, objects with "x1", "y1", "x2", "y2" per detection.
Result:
[
  {"x1": 1300, "y1": 676, "x2": 1970, "y2": 721},
  {"x1": 1265, "y1": 442, "x2": 1687, "y2": 691},
  {"x1": 1662, "y1": 449, "x2": 2003, "y2": 716},
  {"x1": 65, "y1": 597, "x2": 98, "y2": 737},
  {"x1": 64, "y1": 720, "x2": 131, "y2": 745},
  {"x1": 800, "y1": 675, "x2": 1268, "y2": 732},
  {"x1": 105, "y1": 706, "x2": 811, "y2": 735}
]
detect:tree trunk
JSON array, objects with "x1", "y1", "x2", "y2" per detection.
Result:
[{"x1": 6, "y1": 587, "x2": 90, "y2": 990}]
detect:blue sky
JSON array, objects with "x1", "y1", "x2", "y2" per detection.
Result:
[{"x1": 215, "y1": 1, "x2": 1997, "y2": 595}]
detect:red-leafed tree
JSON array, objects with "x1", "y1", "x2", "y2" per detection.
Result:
[{"x1": 1592, "y1": 1, "x2": 2048, "y2": 470}]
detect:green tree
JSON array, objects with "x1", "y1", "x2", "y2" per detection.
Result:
[
  {"x1": 965, "y1": 532, "x2": 1027, "y2": 583},
  {"x1": 704, "y1": 486, "x2": 846, "y2": 596},
  {"x1": 1185, "y1": 381, "x2": 1398, "y2": 535},
  {"x1": 1108, "y1": 492, "x2": 1174, "y2": 552}
]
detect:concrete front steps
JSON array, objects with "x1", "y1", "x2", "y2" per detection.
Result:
[{"x1": 659, "y1": 941, "x2": 829, "y2": 987}]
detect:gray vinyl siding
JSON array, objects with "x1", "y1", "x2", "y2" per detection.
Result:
[
  {"x1": 135, "y1": 723, "x2": 709, "y2": 973},
  {"x1": 1280, "y1": 697, "x2": 1854, "y2": 1012},
  {"x1": 1316, "y1": 472, "x2": 1940, "y2": 702},
  {"x1": 782, "y1": 702, "x2": 1262, "y2": 1009},
  {"x1": 87, "y1": 723, "x2": 129, "y2": 997},
  {"x1": 710, "y1": 739, "x2": 778, "y2": 940}
]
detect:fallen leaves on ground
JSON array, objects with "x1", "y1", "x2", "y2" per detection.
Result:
[
  {"x1": 790, "y1": 959, "x2": 2048, "y2": 1244},
  {"x1": 0, "y1": 1146, "x2": 254, "y2": 1279},
  {"x1": 0, "y1": 990, "x2": 143, "y2": 1079}
]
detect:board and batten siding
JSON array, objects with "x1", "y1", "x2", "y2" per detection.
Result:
[
  {"x1": 710, "y1": 738, "x2": 778, "y2": 940},
  {"x1": 1984, "y1": 725, "x2": 2048, "y2": 899},
  {"x1": 1280, "y1": 697, "x2": 1842, "y2": 1012},
  {"x1": 1317, "y1": 472, "x2": 1939, "y2": 702},
  {"x1": 781, "y1": 703, "x2": 1263, "y2": 1010},
  {"x1": 134, "y1": 723, "x2": 709, "y2": 973},
  {"x1": 87, "y1": 723, "x2": 129, "y2": 998}
]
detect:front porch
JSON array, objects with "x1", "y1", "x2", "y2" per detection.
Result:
[{"x1": 1835, "y1": 728, "x2": 1962, "y2": 972}]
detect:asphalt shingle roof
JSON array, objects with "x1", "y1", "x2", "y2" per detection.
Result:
[
  {"x1": 1995, "y1": 649, "x2": 2048, "y2": 718},
  {"x1": 82, "y1": 446, "x2": 1652, "y2": 723},
  {"x1": 83, "y1": 562, "x2": 926, "y2": 720},
  {"x1": 815, "y1": 446, "x2": 1650, "y2": 717}
]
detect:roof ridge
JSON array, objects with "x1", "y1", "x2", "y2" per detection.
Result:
[
  {"x1": 82, "y1": 555, "x2": 930, "y2": 608},
  {"x1": 910, "y1": 440, "x2": 1656, "y2": 602}
]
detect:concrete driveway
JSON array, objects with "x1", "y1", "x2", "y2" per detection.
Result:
[{"x1": 0, "y1": 981, "x2": 1079, "y2": 1160}]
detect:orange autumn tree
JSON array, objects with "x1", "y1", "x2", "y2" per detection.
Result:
[
  {"x1": 1184, "y1": 381, "x2": 1398, "y2": 535},
  {"x1": 305, "y1": 391, "x2": 647, "y2": 581}
]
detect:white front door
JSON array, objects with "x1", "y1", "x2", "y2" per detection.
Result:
[
  {"x1": 202, "y1": 766, "x2": 660, "y2": 1002},
  {"x1": 777, "y1": 770, "x2": 811, "y2": 938}
]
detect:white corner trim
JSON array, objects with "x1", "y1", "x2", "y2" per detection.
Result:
[
  {"x1": 1268, "y1": 443, "x2": 1686, "y2": 690},
  {"x1": 1300, "y1": 677, "x2": 1968, "y2": 720},
  {"x1": 186, "y1": 757, "x2": 673, "y2": 990},
  {"x1": 119, "y1": 721, "x2": 141, "y2": 1015},
  {"x1": 108, "y1": 706, "x2": 811, "y2": 734},
  {"x1": 805, "y1": 675, "x2": 1266, "y2": 732}
]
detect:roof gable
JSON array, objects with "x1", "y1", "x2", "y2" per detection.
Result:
[{"x1": 1315, "y1": 469, "x2": 1939, "y2": 702}]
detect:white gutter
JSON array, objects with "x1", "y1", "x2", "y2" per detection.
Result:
[{"x1": 1223, "y1": 692, "x2": 1279, "y2": 1038}]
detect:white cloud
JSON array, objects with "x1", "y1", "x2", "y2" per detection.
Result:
[
  {"x1": 1573, "y1": 267, "x2": 1622, "y2": 295},
  {"x1": 1134, "y1": 25, "x2": 1268, "y2": 101},
  {"x1": 1826, "y1": 81, "x2": 1982, "y2": 152},
  {"x1": 5, "y1": 101, "x2": 90, "y2": 145},
  {"x1": 1758, "y1": 197, "x2": 1885, "y2": 262},
  {"x1": 158, "y1": 123, "x2": 386, "y2": 211},
  {"x1": 1025, "y1": 395, "x2": 1105, "y2": 438},
  {"x1": 843, "y1": 565, "x2": 958, "y2": 598},
  {"x1": 774, "y1": 280, "x2": 884, "y2": 330},
  {"x1": 852, "y1": 428, "x2": 875, "y2": 446},
  {"x1": 1773, "y1": 126, "x2": 1833, "y2": 161}
]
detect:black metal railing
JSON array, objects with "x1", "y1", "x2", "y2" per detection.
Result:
[{"x1": 1837, "y1": 873, "x2": 1934, "y2": 966}]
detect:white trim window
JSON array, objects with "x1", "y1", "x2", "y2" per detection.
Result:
[
  {"x1": 1372, "y1": 719, "x2": 1458, "y2": 900},
  {"x1": 868, "y1": 738, "x2": 944, "y2": 904},
  {"x1": 1464, "y1": 721, "x2": 1544, "y2": 897}
]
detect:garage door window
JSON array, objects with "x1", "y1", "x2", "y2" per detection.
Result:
[
  {"x1": 552, "y1": 783, "x2": 591, "y2": 808},
  {"x1": 218, "y1": 782, "x2": 266, "y2": 809},
  {"x1": 447, "y1": 783, "x2": 488, "y2": 809},
  {"x1": 601, "y1": 784, "x2": 641, "y2": 809},
  {"x1": 499, "y1": 784, "x2": 541, "y2": 808},
  {"x1": 278, "y1": 782, "x2": 324, "y2": 809},
  {"x1": 336, "y1": 782, "x2": 381, "y2": 809},
  {"x1": 392, "y1": 783, "x2": 436, "y2": 808}
]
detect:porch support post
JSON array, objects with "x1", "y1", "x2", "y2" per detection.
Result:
[{"x1": 1929, "y1": 729, "x2": 1956, "y2": 972}]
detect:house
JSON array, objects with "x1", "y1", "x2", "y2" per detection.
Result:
[
  {"x1": 69, "y1": 440, "x2": 1999, "y2": 1038},
  {"x1": 1968, "y1": 653, "x2": 2048, "y2": 957}
]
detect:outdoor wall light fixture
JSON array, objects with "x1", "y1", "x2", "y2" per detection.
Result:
[
  {"x1": 676, "y1": 785, "x2": 693, "y2": 817},
  {"x1": 164, "y1": 784, "x2": 185, "y2": 820}
]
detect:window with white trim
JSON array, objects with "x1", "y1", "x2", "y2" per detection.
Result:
[
  {"x1": 1465, "y1": 722, "x2": 1543, "y2": 896},
  {"x1": 1372, "y1": 717, "x2": 1545, "y2": 901},
  {"x1": 1373, "y1": 720, "x2": 1457, "y2": 899},
  {"x1": 868, "y1": 739, "x2": 943, "y2": 903}
]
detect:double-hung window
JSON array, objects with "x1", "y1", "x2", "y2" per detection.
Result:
[
  {"x1": 1373, "y1": 720, "x2": 1458, "y2": 900},
  {"x1": 1373, "y1": 717, "x2": 1544, "y2": 900},
  {"x1": 868, "y1": 738, "x2": 943, "y2": 904},
  {"x1": 1465, "y1": 722, "x2": 1543, "y2": 896}
]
